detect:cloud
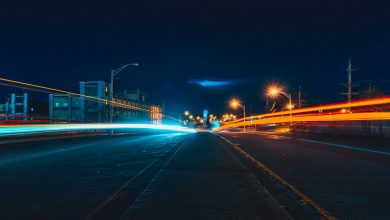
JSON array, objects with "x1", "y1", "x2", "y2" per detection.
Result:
[{"x1": 188, "y1": 79, "x2": 238, "y2": 88}]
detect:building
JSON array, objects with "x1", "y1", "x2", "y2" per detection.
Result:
[
  {"x1": 113, "y1": 89, "x2": 163, "y2": 124},
  {"x1": 10, "y1": 93, "x2": 29, "y2": 120},
  {"x1": 80, "y1": 81, "x2": 110, "y2": 122},
  {"x1": 49, "y1": 94, "x2": 82, "y2": 122},
  {"x1": 117, "y1": 89, "x2": 148, "y2": 102},
  {"x1": 0, "y1": 93, "x2": 29, "y2": 120},
  {"x1": 0, "y1": 93, "x2": 47, "y2": 121},
  {"x1": 0, "y1": 102, "x2": 10, "y2": 120},
  {"x1": 49, "y1": 81, "x2": 163, "y2": 124}
]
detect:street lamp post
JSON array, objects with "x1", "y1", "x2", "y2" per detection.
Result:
[
  {"x1": 266, "y1": 85, "x2": 293, "y2": 126},
  {"x1": 110, "y1": 63, "x2": 139, "y2": 123},
  {"x1": 229, "y1": 98, "x2": 246, "y2": 132}
]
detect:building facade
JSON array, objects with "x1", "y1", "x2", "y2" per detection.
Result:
[
  {"x1": 0, "y1": 93, "x2": 47, "y2": 121},
  {"x1": 49, "y1": 81, "x2": 163, "y2": 124},
  {"x1": 80, "y1": 81, "x2": 110, "y2": 122},
  {"x1": 0, "y1": 93, "x2": 29, "y2": 120},
  {"x1": 49, "y1": 94, "x2": 82, "y2": 122}
]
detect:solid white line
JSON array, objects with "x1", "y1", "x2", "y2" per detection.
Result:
[{"x1": 298, "y1": 138, "x2": 390, "y2": 156}]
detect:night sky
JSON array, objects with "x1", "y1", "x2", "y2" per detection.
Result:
[{"x1": 1, "y1": 0, "x2": 390, "y2": 118}]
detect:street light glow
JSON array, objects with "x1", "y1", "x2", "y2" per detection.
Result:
[
  {"x1": 229, "y1": 98, "x2": 240, "y2": 109},
  {"x1": 184, "y1": 111, "x2": 189, "y2": 116},
  {"x1": 228, "y1": 98, "x2": 246, "y2": 132},
  {"x1": 266, "y1": 85, "x2": 282, "y2": 98},
  {"x1": 286, "y1": 103, "x2": 294, "y2": 110}
]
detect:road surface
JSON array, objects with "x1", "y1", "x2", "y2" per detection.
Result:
[
  {"x1": 1, "y1": 130, "x2": 389, "y2": 219},
  {"x1": 0, "y1": 132, "x2": 290, "y2": 220},
  {"x1": 219, "y1": 131, "x2": 390, "y2": 220}
]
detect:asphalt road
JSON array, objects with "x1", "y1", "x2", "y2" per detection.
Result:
[
  {"x1": 0, "y1": 132, "x2": 291, "y2": 220},
  {"x1": 0, "y1": 133, "x2": 187, "y2": 219},
  {"x1": 219, "y1": 131, "x2": 390, "y2": 220}
]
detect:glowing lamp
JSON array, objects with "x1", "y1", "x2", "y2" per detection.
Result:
[
  {"x1": 230, "y1": 98, "x2": 240, "y2": 109},
  {"x1": 266, "y1": 85, "x2": 281, "y2": 98},
  {"x1": 286, "y1": 104, "x2": 294, "y2": 110}
]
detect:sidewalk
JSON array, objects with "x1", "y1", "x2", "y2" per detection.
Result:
[{"x1": 120, "y1": 132, "x2": 291, "y2": 220}]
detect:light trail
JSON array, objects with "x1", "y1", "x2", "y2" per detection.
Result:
[
  {"x1": 217, "y1": 112, "x2": 390, "y2": 131},
  {"x1": 224, "y1": 96, "x2": 390, "y2": 125},
  {"x1": 0, "y1": 124, "x2": 195, "y2": 136},
  {"x1": 0, "y1": 76, "x2": 179, "y2": 121}
]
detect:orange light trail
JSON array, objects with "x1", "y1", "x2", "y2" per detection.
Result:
[
  {"x1": 217, "y1": 112, "x2": 390, "y2": 131},
  {"x1": 217, "y1": 97, "x2": 390, "y2": 131}
]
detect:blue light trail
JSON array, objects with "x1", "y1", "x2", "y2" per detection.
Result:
[{"x1": 0, "y1": 124, "x2": 195, "y2": 136}]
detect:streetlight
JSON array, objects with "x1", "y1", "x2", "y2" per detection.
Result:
[
  {"x1": 266, "y1": 85, "x2": 293, "y2": 126},
  {"x1": 229, "y1": 98, "x2": 246, "y2": 132},
  {"x1": 179, "y1": 111, "x2": 190, "y2": 124},
  {"x1": 285, "y1": 103, "x2": 294, "y2": 110},
  {"x1": 110, "y1": 63, "x2": 139, "y2": 123}
]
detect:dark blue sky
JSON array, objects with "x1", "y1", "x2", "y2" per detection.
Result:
[{"x1": 1, "y1": 0, "x2": 390, "y2": 117}]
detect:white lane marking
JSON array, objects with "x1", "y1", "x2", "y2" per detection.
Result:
[{"x1": 298, "y1": 138, "x2": 390, "y2": 156}]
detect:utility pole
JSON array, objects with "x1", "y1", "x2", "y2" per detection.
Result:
[
  {"x1": 341, "y1": 57, "x2": 358, "y2": 108},
  {"x1": 298, "y1": 86, "x2": 302, "y2": 109},
  {"x1": 347, "y1": 57, "x2": 352, "y2": 104},
  {"x1": 110, "y1": 69, "x2": 115, "y2": 123}
]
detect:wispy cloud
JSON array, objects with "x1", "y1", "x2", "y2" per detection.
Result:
[{"x1": 188, "y1": 78, "x2": 247, "y2": 88}]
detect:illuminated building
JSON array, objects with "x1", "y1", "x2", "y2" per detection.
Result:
[{"x1": 49, "y1": 81, "x2": 162, "y2": 124}]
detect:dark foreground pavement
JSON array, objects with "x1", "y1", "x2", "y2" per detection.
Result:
[
  {"x1": 120, "y1": 132, "x2": 290, "y2": 220},
  {"x1": 219, "y1": 131, "x2": 390, "y2": 220},
  {"x1": 0, "y1": 132, "x2": 291, "y2": 220}
]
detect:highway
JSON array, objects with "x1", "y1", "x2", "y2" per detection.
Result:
[
  {"x1": 0, "y1": 131, "x2": 389, "y2": 219},
  {"x1": 0, "y1": 132, "x2": 290, "y2": 220},
  {"x1": 0, "y1": 133, "x2": 187, "y2": 219},
  {"x1": 219, "y1": 131, "x2": 390, "y2": 219}
]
